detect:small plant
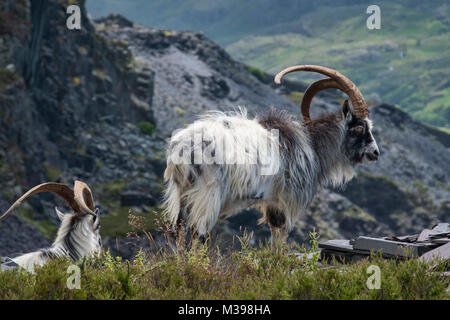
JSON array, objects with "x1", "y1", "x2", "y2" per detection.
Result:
[
  {"x1": 45, "y1": 164, "x2": 61, "y2": 181},
  {"x1": 308, "y1": 228, "x2": 320, "y2": 269},
  {"x1": 117, "y1": 261, "x2": 136, "y2": 297},
  {"x1": 133, "y1": 249, "x2": 146, "y2": 267},
  {"x1": 137, "y1": 121, "x2": 155, "y2": 136},
  {"x1": 185, "y1": 239, "x2": 211, "y2": 271},
  {"x1": 0, "y1": 68, "x2": 19, "y2": 91},
  {"x1": 247, "y1": 66, "x2": 269, "y2": 84},
  {"x1": 128, "y1": 212, "x2": 154, "y2": 241},
  {"x1": 103, "y1": 249, "x2": 122, "y2": 271}
]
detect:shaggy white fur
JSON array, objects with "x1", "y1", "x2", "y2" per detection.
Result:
[{"x1": 163, "y1": 108, "x2": 358, "y2": 237}]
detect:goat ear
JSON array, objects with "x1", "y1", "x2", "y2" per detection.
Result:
[
  {"x1": 55, "y1": 207, "x2": 65, "y2": 221},
  {"x1": 341, "y1": 99, "x2": 353, "y2": 121},
  {"x1": 92, "y1": 208, "x2": 100, "y2": 229}
]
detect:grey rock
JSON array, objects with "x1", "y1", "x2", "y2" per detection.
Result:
[{"x1": 120, "y1": 191, "x2": 156, "y2": 207}]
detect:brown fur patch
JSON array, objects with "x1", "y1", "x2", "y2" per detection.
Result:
[
  {"x1": 266, "y1": 207, "x2": 286, "y2": 228},
  {"x1": 258, "y1": 108, "x2": 299, "y2": 154},
  {"x1": 306, "y1": 114, "x2": 342, "y2": 152},
  {"x1": 306, "y1": 114, "x2": 339, "y2": 140}
]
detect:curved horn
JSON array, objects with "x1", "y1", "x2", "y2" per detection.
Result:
[
  {"x1": 73, "y1": 180, "x2": 96, "y2": 216},
  {"x1": 300, "y1": 78, "x2": 344, "y2": 122},
  {"x1": 274, "y1": 65, "x2": 369, "y2": 119},
  {"x1": 0, "y1": 183, "x2": 80, "y2": 223}
]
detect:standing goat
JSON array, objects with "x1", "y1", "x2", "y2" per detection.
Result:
[
  {"x1": 0, "y1": 181, "x2": 102, "y2": 273},
  {"x1": 163, "y1": 65, "x2": 379, "y2": 249}
]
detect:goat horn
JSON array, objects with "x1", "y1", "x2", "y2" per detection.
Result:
[
  {"x1": 274, "y1": 65, "x2": 369, "y2": 119},
  {"x1": 300, "y1": 78, "x2": 344, "y2": 122},
  {"x1": 0, "y1": 183, "x2": 80, "y2": 223},
  {"x1": 73, "y1": 180, "x2": 96, "y2": 216}
]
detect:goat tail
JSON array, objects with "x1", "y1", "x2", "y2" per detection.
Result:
[{"x1": 162, "y1": 163, "x2": 182, "y2": 227}]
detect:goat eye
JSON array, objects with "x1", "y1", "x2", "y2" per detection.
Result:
[{"x1": 352, "y1": 126, "x2": 364, "y2": 134}]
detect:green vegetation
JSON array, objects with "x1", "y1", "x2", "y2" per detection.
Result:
[
  {"x1": 438, "y1": 127, "x2": 450, "y2": 134},
  {"x1": 101, "y1": 180, "x2": 128, "y2": 200},
  {"x1": 0, "y1": 68, "x2": 19, "y2": 91},
  {"x1": 125, "y1": 55, "x2": 137, "y2": 70},
  {"x1": 84, "y1": 179, "x2": 162, "y2": 238},
  {"x1": 285, "y1": 91, "x2": 304, "y2": 105},
  {"x1": 100, "y1": 207, "x2": 158, "y2": 238},
  {"x1": 247, "y1": 66, "x2": 270, "y2": 84},
  {"x1": 175, "y1": 106, "x2": 185, "y2": 117},
  {"x1": 340, "y1": 206, "x2": 376, "y2": 223},
  {"x1": 98, "y1": 180, "x2": 160, "y2": 238},
  {"x1": 14, "y1": 206, "x2": 58, "y2": 241},
  {"x1": 45, "y1": 164, "x2": 62, "y2": 181},
  {"x1": 0, "y1": 237, "x2": 448, "y2": 299},
  {"x1": 136, "y1": 121, "x2": 155, "y2": 136}
]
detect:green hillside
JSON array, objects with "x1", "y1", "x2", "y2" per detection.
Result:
[{"x1": 87, "y1": 0, "x2": 450, "y2": 127}]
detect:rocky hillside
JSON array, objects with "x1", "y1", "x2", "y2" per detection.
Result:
[
  {"x1": 0, "y1": 1, "x2": 448, "y2": 259},
  {"x1": 88, "y1": 0, "x2": 450, "y2": 128}
]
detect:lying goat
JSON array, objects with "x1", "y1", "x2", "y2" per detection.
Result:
[
  {"x1": 0, "y1": 181, "x2": 101, "y2": 273},
  {"x1": 163, "y1": 65, "x2": 380, "y2": 249}
]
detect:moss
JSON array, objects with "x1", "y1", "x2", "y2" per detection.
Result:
[
  {"x1": 437, "y1": 127, "x2": 450, "y2": 134},
  {"x1": 78, "y1": 46, "x2": 88, "y2": 55},
  {"x1": 125, "y1": 55, "x2": 137, "y2": 70},
  {"x1": 247, "y1": 66, "x2": 269, "y2": 84},
  {"x1": 16, "y1": 206, "x2": 34, "y2": 221},
  {"x1": 359, "y1": 171, "x2": 399, "y2": 188},
  {"x1": 0, "y1": 68, "x2": 19, "y2": 91},
  {"x1": 136, "y1": 121, "x2": 155, "y2": 136},
  {"x1": 45, "y1": 165, "x2": 61, "y2": 181},
  {"x1": 436, "y1": 180, "x2": 450, "y2": 193},
  {"x1": 101, "y1": 180, "x2": 128, "y2": 201},
  {"x1": 413, "y1": 180, "x2": 429, "y2": 194},
  {"x1": 412, "y1": 207, "x2": 428, "y2": 216},
  {"x1": 72, "y1": 76, "x2": 81, "y2": 86},
  {"x1": 95, "y1": 34, "x2": 109, "y2": 45},
  {"x1": 100, "y1": 206, "x2": 159, "y2": 238},
  {"x1": 341, "y1": 206, "x2": 376, "y2": 222},
  {"x1": 15, "y1": 207, "x2": 58, "y2": 240},
  {"x1": 150, "y1": 150, "x2": 165, "y2": 162},
  {"x1": 92, "y1": 68, "x2": 107, "y2": 80},
  {"x1": 36, "y1": 219, "x2": 59, "y2": 240},
  {"x1": 2, "y1": 190, "x2": 13, "y2": 202},
  {"x1": 285, "y1": 91, "x2": 304, "y2": 105},
  {"x1": 175, "y1": 106, "x2": 185, "y2": 117},
  {"x1": 95, "y1": 159, "x2": 104, "y2": 168}
]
